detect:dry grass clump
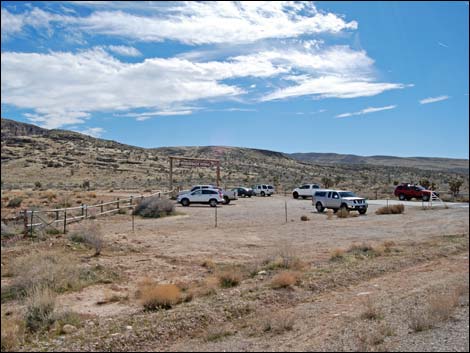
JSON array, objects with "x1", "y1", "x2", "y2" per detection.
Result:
[
  {"x1": 360, "y1": 297, "x2": 383, "y2": 321},
  {"x1": 3, "y1": 251, "x2": 116, "y2": 301},
  {"x1": 188, "y1": 277, "x2": 218, "y2": 298},
  {"x1": 326, "y1": 209, "x2": 334, "y2": 220},
  {"x1": 329, "y1": 248, "x2": 345, "y2": 261},
  {"x1": 409, "y1": 286, "x2": 466, "y2": 332},
  {"x1": 204, "y1": 326, "x2": 233, "y2": 342},
  {"x1": 68, "y1": 222, "x2": 104, "y2": 256},
  {"x1": 25, "y1": 286, "x2": 56, "y2": 332},
  {"x1": 270, "y1": 271, "x2": 300, "y2": 289},
  {"x1": 137, "y1": 279, "x2": 181, "y2": 310},
  {"x1": 256, "y1": 311, "x2": 295, "y2": 334},
  {"x1": 300, "y1": 215, "x2": 310, "y2": 221},
  {"x1": 264, "y1": 248, "x2": 305, "y2": 271},
  {"x1": 347, "y1": 242, "x2": 382, "y2": 259},
  {"x1": 376, "y1": 204, "x2": 405, "y2": 215},
  {"x1": 5, "y1": 252, "x2": 82, "y2": 299},
  {"x1": 217, "y1": 269, "x2": 242, "y2": 288},
  {"x1": 336, "y1": 208, "x2": 350, "y2": 218},
  {"x1": 133, "y1": 197, "x2": 175, "y2": 218},
  {"x1": 1, "y1": 315, "x2": 25, "y2": 351},
  {"x1": 356, "y1": 324, "x2": 392, "y2": 352}
]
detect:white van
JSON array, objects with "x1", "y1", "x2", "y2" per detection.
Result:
[{"x1": 252, "y1": 184, "x2": 273, "y2": 197}]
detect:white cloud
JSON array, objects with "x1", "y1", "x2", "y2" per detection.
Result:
[
  {"x1": 1, "y1": 8, "x2": 24, "y2": 37},
  {"x1": 419, "y1": 95, "x2": 450, "y2": 104},
  {"x1": 76, "y1": 2, "x2": 358, "y2": 45},
  {"x1": 437, "y1": 42, "x2": 449, "y2": 48},
  {"x1": 2, "y1": 2, "x2": 357, "y2": 45},
  {"x1": 263, "y1": 76, "x2": 407, "y2": 101},
  {"x1": 78, "y1": 127, "x2": 105, "y2": 137},
  {"x1": 107, "y1": 45, "x2": 141, "y2": 57},
  {"x1": 335, "y1": 105, "x2": 397, "y2": 118}
]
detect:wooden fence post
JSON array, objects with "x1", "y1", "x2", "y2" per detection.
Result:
[
  {"x1": 117, "y1": 197, "x2": 120, "y2": 210},
  {"x1": 23, "y1": 209, "x2": 28, "y2": 236},
  {"x1": 85, "y1": 204, "x2": 88, "y2": 219},
  {"x1": 81, "y1": 204, "x2": 85, "y2": 218},
  {"x1": 63, "y1": 210, "x2": 67, "y2": 234},
  {"x1": 30, "y1": 210, "x2": 34, "y2": 237},
  {"x1": 130, "y1": 196, "x2": 133, "y2": 205},
  {"x1": 55, "y1": 210, "x2": 59, "y2": 221},
  {"x1": 132, "y1": 207, "x2": 135, "y2": 232},
  {"x1": 100, "y1": 201, "x2": 104, "y2": 214},
  {"x1": 285, "y1": 201, "x2": 288, "y2": 223},
  {"x1": 215, "y1": 205, "x2": 218, "y2": 228}
]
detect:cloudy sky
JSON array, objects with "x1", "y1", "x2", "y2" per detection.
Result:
[{"x1": 1, "y1": 1, "x2": 468, "y2": 158}]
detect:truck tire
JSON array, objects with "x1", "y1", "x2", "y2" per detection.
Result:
[
  {"x1": 301, "y1": 196, "x2": 307, "y2": 199},
  {"x1": 359, "y1": 209, "x2": 367, "y2": 215},
  {"x1": 422, "y1": 194, "x2": 430, "y2": 202},
  {"x1": 224, "y1": 196, "x2": 230, "y2": 204},
  {"x1": 261, "y1": 191, "x2": 265, "y2": 197},
  {"x1": 181, "y1": 198, "x2": 190, "y2": 207},
  {"x1": 293, "y1": 192, "x2": 299, "y2": 199},
  {"x1": 316, "y1": 202, "x2": 325, "y2": 213},
  {"x1": 398, "y1": 194, "x2": 406, "y2": 201},
  {"x1": 209, "y1": 199, "x2": 218, "y2": 207}
]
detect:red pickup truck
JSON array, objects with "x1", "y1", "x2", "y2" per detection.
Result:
[{"x1": 394, "y1": 184, "x2": 435, "y2": 201}]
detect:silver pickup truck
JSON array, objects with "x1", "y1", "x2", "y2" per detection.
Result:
[
  {"x1": 312, "y1": 189, "x2": 368, "y2": 214},
  {"x1": 178, "y1": 185, "x2": 237, "y2": 204}
]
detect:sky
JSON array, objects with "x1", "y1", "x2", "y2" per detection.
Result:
[{"x1": 1, "y1": 1, "x2": 469, "y2": 158}]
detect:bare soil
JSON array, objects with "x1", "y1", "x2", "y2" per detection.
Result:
[{"x1": 1, "y1": 194, "x2": 469, "y2": 351}]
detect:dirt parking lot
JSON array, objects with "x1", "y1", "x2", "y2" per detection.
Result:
[{"x1": 2, "y1": 194, "x2": 469, "y2": 352}]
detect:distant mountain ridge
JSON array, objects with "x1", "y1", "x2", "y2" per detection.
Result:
[{"x1": 288, "y1": 152, "x2": 469, "y2": 174}]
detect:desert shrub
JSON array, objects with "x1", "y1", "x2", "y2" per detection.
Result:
[
  {"x1": 347, "y1": 243, "x2": 382, "y2": 259},
  {"x1": 1, "y1": 315, "x2": 25, "y2": 351},
  {"x1": 258, "y1": 312, "x2": 295, "y2": 334},
  {"x1": 68, "y1": 222, "x2": 103, "y2": 256},
  {"x1": 329, "y1": 248, "x2": 345, "y2": 261},
  {"x1": 336, "y1": 208, "x2": 349, "y2": 218},
  {"x1": 34, "y1": 181, "x2": 42, "y2": 189},
  {"x1": 217, "y1": 269, "x2": 242, "y2": 288},
  {"x1": 270, "y1": 271, "x2": 299, "y2": 289},
  {"x1": 133, "y1": 197, "x2": 175, "y2": 218},
  {"x1": 138, "y1": 281, "x2": 181, "y2": 311},
  {"x1": 205, "y1": 327, "x2": 233, "y2": 342},
  {"x1": 118, "y1": 208, "x2": 128, "y2": 214},
  {"x1": 360, "y1": 297, "x2": 383, "y2": 320},
  {"x1": 264, "y1": 248, "x2": 304, "y2": 271},
  {"x1": 7, "y1": 197, "x2": 23, "y2": 208},
  {"x1": 300, "y1": 215, "x2": 310, "y2": 221},
  {"x1": 1, "y1": 221, "x2": 14, "y2": 237},
  {"x1": 326, "y1": 209, "x2": 334, "y2": 220},
  {"x1": 25, "y1": 286, "x2": 56, "y2": 332},
  {"x1": 376, "y1": 204, "x2": 405, "y2": 215}
]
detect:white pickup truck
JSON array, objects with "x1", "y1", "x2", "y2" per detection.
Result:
[
  {"x1": 178, "y1": 185, "x2": 237, "y2": 204},
  {"x1": 292, "y1": 184, "x2": 320, "y2": 199}
]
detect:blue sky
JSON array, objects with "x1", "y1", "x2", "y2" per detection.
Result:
[{"x1": 1, "y1": 1, "x2": 468, "y2": 158}]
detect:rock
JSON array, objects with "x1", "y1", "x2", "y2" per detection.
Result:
[
  {"x1": 257, "y1": 270, "x2": 267, "y2": 275},
  {"x1": 62, "y1": 324, "x2": 77, "y2": 334},
  {"x1": 126, "y1": 326, "x2": 133, "y2": 330}
]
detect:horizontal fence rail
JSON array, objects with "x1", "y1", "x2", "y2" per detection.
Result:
[{"x1": 14, "y1": 189, "x2": 175, "y2": 237}]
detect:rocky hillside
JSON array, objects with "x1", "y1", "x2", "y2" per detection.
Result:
[{"x1": 1, "y1": 118, "x2": 468, "y2": 197}]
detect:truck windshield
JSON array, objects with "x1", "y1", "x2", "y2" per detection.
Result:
[{"x1": 339, "y1": 192, "x2": 356, "y2": 198}]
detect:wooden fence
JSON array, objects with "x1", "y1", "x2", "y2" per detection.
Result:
[{"x1": 20, "y1": 190, "x2": 174, "y2": 237}]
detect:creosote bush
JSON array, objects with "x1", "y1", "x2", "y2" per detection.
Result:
[
  {"x1": 376, "y1": 204, "x2": 405, "y2": 215},
  {"x1": 133, "y1": 197, "x2": 175, "y2": 218}
]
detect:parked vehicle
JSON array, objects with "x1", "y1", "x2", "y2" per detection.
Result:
[
  {"x1": 267, "y1": 185, "x2": 275, "y2": 194},
  {"x1": 215, "y1": 187, "x2": 238, "y2": 204},
  {"x1": 178, "y1": 185, "x2": 236, "y2": 204},
  {"x1": 177, "y1": 188, "x2": 224, "y2": 207},
  {"x1": 292, "y1": 184, "x2": 320, "y2": 199},
  {"x1": 231, "y1": 187, "x2": 253, "y2": 198},
  {"x1": 177, "y1": 185, "x2": 215, "y2": 197},
  {"x1": 312, "y1": 189, "x2": 368, "y2": 214},
  {"x1": 394, "y1": 183, "x2": 437, "y2": 201},
  {"x1": 252, "y1": 184, "x2": 273, "y2": 197}
]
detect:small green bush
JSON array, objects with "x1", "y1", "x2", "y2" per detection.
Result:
[
  {"x1": 25, "y1": 287, "x2": 56, "y2": 332},
  {"x1": 7, "y1": 197, "x2": 23, "y2": 208}
]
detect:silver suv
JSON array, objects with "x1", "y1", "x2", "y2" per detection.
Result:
[{"x1": 312, "y1": 189, "x2": 368, "y2": 214}]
